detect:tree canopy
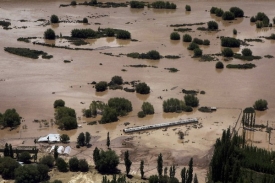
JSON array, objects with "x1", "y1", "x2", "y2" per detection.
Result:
[
  {"x1": 136, "y1": 82, "x2": 150, "y2": 94},
  {"x1": 93, "y1": 148, "x2": 119, "y2": 173},
  {"x1": 0, "y1": 108, "x2": 20, "y2": 128}
]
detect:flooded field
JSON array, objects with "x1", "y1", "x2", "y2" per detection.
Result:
[{"x1": 0, "y1": 0, "x2": 275, "y2": 181}]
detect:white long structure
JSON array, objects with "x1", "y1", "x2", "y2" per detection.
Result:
[{"x1": 123, "y1": 118, "x2": 198, "y2": 133}]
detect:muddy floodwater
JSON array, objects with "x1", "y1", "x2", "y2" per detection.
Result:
[{"x1": 0, "y1": 0, "x2": 275, "y2": 181}]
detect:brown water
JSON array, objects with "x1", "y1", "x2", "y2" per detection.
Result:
[{"x1": 0, "y1": 0, "x2": 275, "y2": 181}]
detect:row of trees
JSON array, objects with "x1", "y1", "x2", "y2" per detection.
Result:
[
  {"x1": 151, "y1": 1, "x2": 176, "y2": 9},
  {"x1": 210, "y1": 6, "x2": 244, "y2": 18},
  {"x1": 0, "y1": 108, "x2": 20, "y2": 128},
  {"x1": 162, "y1": 95, "x2": 199, "y2": 113},
  {"x1": 77, "y1": 132, "x2": 91, "y2": 147},
  {"x1": 127, "y1": 50, "x2": 162, "y2": 60}
]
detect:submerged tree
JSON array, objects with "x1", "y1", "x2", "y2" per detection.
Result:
[
  {"x1": 124, "y1": 150, "x2": 132, "y2": 176},
  {"x1": 157, "y1": 153, "x2": 163, "y2": 176}
]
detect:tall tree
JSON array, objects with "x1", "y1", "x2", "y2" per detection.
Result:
[
  {"x1": 157, "y1": 153, "x2": 163, "y2": 176},
  {"x1": 140, "y1": 160, "x2": 144, "y2": 179},
  {"x1": 124, "y1": 150, "x2": 132, "y2": 176},
  {"x1": 107, "y1": 132, "x2": 110, "y2": 148},
  {"x1": 4, "y1": 143, "x2": 9, "y2": 157},
  {"x1": 93, "y1": 147, "x2": 100, "y2": 167},
  {"x1": 169, "y1": 165, "x2": 176, "y2": 178},
  {"x1": 85, "y1": 132, "x2": 91, "y2": 146},
  {"x1": 181, "y1": 167, "x2": 186, "y2": 183},
  {"x1": 194, "y1": 173, "x2": 199, "y2": 183},
  {"x1": 54, "y1": 146, "x2": 58, "y2": 160},
  {"x1": 77, "y1": 132, "x2": 85, "y2": 146},
  {"x1": 9, "y1": 144, "x2": 14, "y2": 158},
  {"x1": 187, "y1": 158, "x2": 193, "y2": 183}
]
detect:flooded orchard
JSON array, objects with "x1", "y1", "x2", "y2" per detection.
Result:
[{"x1": 0, "y1": 0, "x2": 275, "y2": 182}]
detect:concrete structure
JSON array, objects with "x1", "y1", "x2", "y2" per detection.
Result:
[
  {"x1": 123, "y1": 118, "x2": 198, "y2": 133},
  {"x1": 38, "y1": 134, "x2": 60, "y2": 143}
]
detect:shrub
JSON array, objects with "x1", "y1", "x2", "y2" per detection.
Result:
[
  {"x1": 83, "y1": 17, "x2": 88, "y2": 23},
  {"x1": 60, "y1": 134, "x2": 70, "y2": 143},
  {"x1": 146, "y1": 50, "x2": 161, "y2": 60},
  {"x1": 170, "y1": 32, "x2": 180, "y2": 40},
  {"x1": 54, "y1": 99, "x2": 65, "y2": 108},
  {"x1": 69, "y1": 157, "x2": 79, "y2": 172},
  {"x1": 59, "y1": 116, "x2": 77, "y2": 130},
  {"x1": 187, "y1": 42, "x2": 199, "y2": 50},
  {"x1": 250, "y1": 16, "x2": 256, "y2": 22},
  {"x1": 233, "y1": 29, "x2": 237, "y2": 35},
  {"x1": 184, "y1": 94, "x2": 199, "y2": 107},
  {"x1": 71, "y1": 29, "x2": 96, "y2": 38},
  {"x1": 263, "y1": 17, "x2": 270, "y2": 27},
  {"x1": 0, "y1": 157, "x2": 19, "y2": 179},
  {"x1": 79, "y1": 159, "x2": 89, "y2": 172},
  {"x1": 136, "y1": 82, "x2": 150, "y2": 94},
  {"x1": 229, "y1": 7, "x2": 244, "y2": 17},
  {"x1": 253, "y1": 99, "x2": 268, "y2": 111},
  {"x1": 162, "y1": 98, "x2": 189, "y2": 113},
  {"x1": 50, "y1": 15, "x2": 59, "y2": 23},
  {"x1": 130, "y1": 1, "x2": 144, "y2": 8},
  {"x1": 111, "y1": 76, "x2": 123, "y2": 85},
  {"x1": 216, "y1": 61, "x2": 224, "y2": 69},
  {"x1": 203, "y1": 39, "x2": 210, "y2": 45},
  {"x1": 268, "y1": 33, "x2": 275, "y2": 40},
  {"x1": 142, "y1": 102, "x2": 154, "y2": 115},
  {"x1": 105, "y1": 28, "x2": 115, "y2": 37},
  {"x1": 255, "y1": 12, "x2": 268, "y2": 21},
  {"x1": 215, "y1": 8, "x2": 224, "y2": 17},
  {"x1": 19, "y1": 151, "x2": 31, "y2": 163},
  {"x1": 242, "y1": 48, "x2": 252, "y2": 56},
  {"x1": 116, "y1": 30, "x2": 131, "y2": 39},
  {"x1": 44, "y1": 28, "x2": 56, "y2": 40},
  {"x1": 207, "y1": 21, "x2": 218, "y2": 30},
  {"x1": 94, "y1": 149, "x2": 119, "y2": 173},
  {"x1": 71, "y1": 1, "x2": 77, "y2": 5},
  {"x1": 222, "y1": 11, "x2": 235, "y2": 20},
  {"x1": 101, "y1": 107, "x2": 118, "y2": 123},
  {"x1": 151, "y1": 1, "x2": 177, "y2": 9},
  {"x1": 185, "y1": 5, "x2": 191, "y2": 11},
  {"x1": 2, "y1": 108, "x2": 20, "y2": 128},
  {"x1": 39, "y1": 155, "x2": 55, "y2": 168},
  {"x1": 210, "y1": 7, "x2": 217, "y2": 14},
  {"x1": 222, "y1": 48, "x2": 234, "y2": 57},
  {"x1": 95, "y1": 81, "x2": 108, "y2": 92},
  {"x1": 56, "y1": 158, "x2": 68, "y2": 172},
  {"x1": 193, "y1": 48, "x2": 202, "y2": 57},
  {"x1": 138, "y1": 111, "x2": 146, "y2": 118},
  {"x1": 183, "y1": 34, "x2": 192, "y2": 42},
  {"x1": 221, "y1": 37, "x2": 240, "y2": 47},
  {"x1": 15, "y1": 164, "x2": 49, "y2": 183},
  {"x1": 193, "y1": 38, "x2": 203, "y2": 45},
  {"x1": 256, "y1": 22, "x2": 263, "y2": 28}
]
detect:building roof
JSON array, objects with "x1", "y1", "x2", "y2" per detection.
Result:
[{"x1": 38, "y1": 134, "x2": 60, "y2": 142}]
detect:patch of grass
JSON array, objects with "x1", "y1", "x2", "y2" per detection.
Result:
[
  {"x1": 226, "y1": 63, "x2": 256, "y2": 69},
  {"x1": 264, "y1": 55, "x2": 274, "y2": 58},
  {"x1": 199, "y1": 55, "x2": 217, "y2": 61},
  {"x1": 174, "y1": 28, "x2": 192, "y2": 32},
  {"x1": 165, "y1": 68, "x2": 179, "y2": 72},
  {"x1": 4, "y1": 47, "x2": 53, "y2": 59},
  {"x1": 164, "y1": 55, "x2": 180, "y2": 59},
  {"x1": 170, "y1": 22, "x2": 205, "y2": 27},
  {"x1": 87, "y1": 121, "x2": 97, "y2": 125},
  {"x1": 233, "y1": 53, "x2": 262, "y2": 61}
]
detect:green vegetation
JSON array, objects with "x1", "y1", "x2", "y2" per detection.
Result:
[
  {"x1": 71, "y1": 1, "x2": 77, "y2": 5},
  {"x1": 250, "y1": 16, "x2": 256, "y2": 22},
  {"x1": 203, "y1": 39, "x2": 210, "y2": 45},
  {"x1": 136, "y1": 82, "x2": 150, "y2": 94},
  {"x1": 44, "y1": 28, "x2": 56, "y2": 40},
  {"x1": 221, "y1": 37, "x2": 240, "y2": 47},
  {"x1": 184, "y1": 94, "x2": 199, "y2": 107},
  {"x1": 200, "y1": 55, "x2": 217, "y2": 61},
  {"x1": 183, "y1": 34, "x2": 192, "y2": 42},
  {"x1": 93, "y1": 148, "x2": 119, "y2": 173},
  {"x1": 256, "y1": 22, "x2": 263, "y2": 28},
  {"x1": 108, "y1": 97, "x2": 132, "y2": 116},
  {"x1": 233, "y1": 53, "x2": 261, "y2": 61},
  {"x1": 216, "y1": 61, "x2": 224, "y2": 69},
  {"x1": 192, "y1": 38, "x2": 203, "y2": 45},
  {"x1": 60, "y1": 134, "x2": 70, "y2": 143},
  {"x1": 54, "y1": 99, "x2": 65, "y2": 108},
  {"x1": 19, "y1": 151, "x2": 32, "y2": 163},
  {"x1": 233, "y1": 28, "x2": 237, "y2": 35},
  {"x1": 266, "y1": 33, "x2": 275, "y2": 40},
  {"x1": 151, "y1": 1, "x2": 177, "y2": 9},
  {"x1": 215, "y1": 8, "x2": 224, "y2": 17},
  {"x1": 222, "y1": 47, "x2": 234, "y2": 57},
  {"x1": 39, "y1": 155, "x2": 55, "y2": 168},
  {"x1": 111, "y1": 76, "x2": 123, "y2": 85},
  {"x1": 226, "y1": 63, "x2": 256, "y2": 69},
  {"x1": 170, "y1": 22, "x2": 205, "y2": 27},
  {"x1": 163, "y1": 98, "x2": 193, "y2": 113},
  {"x1": 193, "y1": 48, "x2": 203, "y2": 57},
  {"x1": 127, "y1": 50, "x2": 161, "y2": 60},
  {"x1": 105, "y1": 28, "x2": 115, "y2": 37},
  {"x1": 187, "y1": 42, "x2": 199, "y2": 50},
  {"x1": 164, "y1": 55, "x2": 180, "y2": 59},
  {"x1": 264, "y1": 55, "x2": 274, "y2": 58},
  {"x1": 77, "y1": 132, "x2": 91, "y2": 146},
  {"x1": 185, "y1": 5, "x2": 191, "y2": 11},
  {"x1": 56, "y1": 158, "x2": 68, "y2": 172},
  {"x1": 0, "y1": 21, "x2": 11, "y2": 28},
  {"x1": 242, "y1": 48, "x2": 252, "y2": 56},
  {"x1": 50, "y1": 14, "x2": 59, "y2": 23},
  {"x1": 170, "y1": 32, "x2": 180, "y2": 40},
  {"x1": 230, "y1": 7, "x2": 244, "y2": 17},
  {"x1": 69, "y1": 157, "x2": 79, "y2": 172},
  {"x1": 124, "y1": 150, "x2": 132, "y2": 176},
  {"x1": 116, "y1": 30, "x2": 131, "y2": 39},
  {"x1": 15, "y1": 164, "x2": 49, "y2": 183},
  {"x1": 165, "y1": 68, "x2": 179, "y2": 72},
  {"x1": 83, "y1": 17, "x2": 88, "y2": 23},
  {"x1": 253, "y1": 99, "x2": 268, "y2": 111},
  {"x1": 130, "y1": 1, "x2": 144, "y2": 8},
  {"x1": 4, "y1": 47, "x2": 53, "y2": 59},
  {"x1": 95, "y1": 81, "x2": 108, "y2": 92},
  {"x1": 207, "y1": 21, "x2": 218, "y2": 30},
  {"x1": 198, "y1": 106, "x2": 212, "y2": 112},
  {"x1": 254, "y1": 12, "x2": 270, "y2": 27},
  {"x1": 55, "y1": 106, "x2": 77, "y2": 130},
  {"x1": 182, "y1": 89, "x2": 198, "y2": 95},
  {"x1": 0, "y1": 157, "x2": 19, "y2": 179},
  {"x1": 71, "y1": 29, "x2": 96, "y2": 38},
  {"x1": 0, "y1": 108, "x2": 20, "y2": 128},
  {"x1": 138, "y1": 111, "x2": 146, "y2": 118},
  {"x1": 173, "y1": 28, "x2": 192, "y2": 32},
  {"x1": 141, "y1": 102, "x2": 155, "y2": 115},
  {"x1": 101, "y1": 107, "x2": 118, "y2": 123},
  {"x1": 222, "y1": 11, "x2": 235, "y2": 20},
  {"x1": 210, "y1": 7, "x2": 217, "y2": 14}
]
